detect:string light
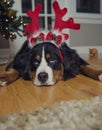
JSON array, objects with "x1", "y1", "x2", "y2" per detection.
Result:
[
  {"x1": 5, "y1": 19, "x2": 8, "y2": 22},
  {"x1": 11, "y1": 16, "x2": 14, "y2": 19},
  {"x1": 0, "y1": 0, "x2": 24, "y2": 40},
  {"x1": 20, "y1": 21, "x2": 23, "y2": 24},
  {"x1": 5, "y1": 27, "x2": 8, "y2": 30},
  {"x1": 7, "y1": 1, "x2": 10, "y2": 4},
  {"x1": 23, "y1": 23, "x2": 27, "y2": 26},
  {"x1": 12, "y1": 32, "x2": 15, "y2": 35},
  {"x1": 10, "y1": 34, "x2": 12, "y2": 38}
]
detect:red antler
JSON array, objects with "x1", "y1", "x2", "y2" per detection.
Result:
[
  {"x1": 25, "y1": 1, "x2": 80, "y2": 47},
  {"x1": 53, "y1": 1, "x2": 80, "y2": 31},
  {"x1": 24, "y1": 4, "x2": 42, "y2": 38}
]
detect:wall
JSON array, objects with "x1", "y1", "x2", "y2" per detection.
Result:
[
  {"x1": 67, "y1": 0, "x2": 102, "y2": 54},
  {"x1": 70, "y1": 23, "x2": 102, "y2": 46},
  {"x1": 70, "y1": 23, "x2": 102, "y2": 54},
  {"x1": 0, "y1": 35, "x2": 10, "y2": 56},
  {"x1": 0, "y1": 35, "x2": 9, "y2": 49}
]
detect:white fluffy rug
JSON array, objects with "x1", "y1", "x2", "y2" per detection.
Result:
[{"x1": 0, "y1": 96, "x2": 102, "y2": 130}]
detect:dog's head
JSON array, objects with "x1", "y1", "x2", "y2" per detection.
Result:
[
  {"x1": 29, "y1": 42, "x2": 63, "y2": 86},
  {"x1": 25, "y1": 1, "x2": 80, "y2": 86},
  {"x1": 28, "y1": 41, "x2": 82, "y2": 86}
]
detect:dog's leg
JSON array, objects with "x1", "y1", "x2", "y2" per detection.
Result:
[
  {"x1": 80, "y1": 65, "x2": 102, "y2": 81},
  {"x1": 0, "y1": 69, "x2": 19, "y2": 87}
]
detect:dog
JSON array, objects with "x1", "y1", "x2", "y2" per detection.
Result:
[
  {"x1": 0, "y1": 1, "x2": 102, "y2": 87},
  {"x1": 0, "y1": 41, "x2": 102, "y2": 87}
]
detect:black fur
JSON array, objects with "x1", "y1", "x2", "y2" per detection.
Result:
[
  {"x1": 6, "y1": 41, "x2": 88, "y2": 81},
  {"x1": 30, "y1": 42, "x2": 62, "y2": 71},
  {"x1": 6, "y1": 40, "x2": 31, "y2": 80},
  {"x1": 60, "y1": 43, "x2": 88, "y2": 80}
]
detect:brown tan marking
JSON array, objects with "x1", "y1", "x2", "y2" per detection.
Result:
[
  {"x1": 29, "y1": 71, "x2": 36, "y2": 82},
  {"x1": 35, "y1": 55, "x2": 41, "y2": 61},
  {"x1": 53, "y1": 64, "x2": 63, "y2": 83},
  {"x1": 46, "y1": 53, "x2": 51, "y2": 60}
]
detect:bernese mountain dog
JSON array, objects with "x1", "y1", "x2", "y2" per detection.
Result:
[{"x1": 0, "y1": 41, "x2": 102, "y2": 87}]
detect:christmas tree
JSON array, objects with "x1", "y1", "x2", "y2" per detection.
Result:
[{"x1": 0, "y1": 0, "x2": 23, "y2": 40}]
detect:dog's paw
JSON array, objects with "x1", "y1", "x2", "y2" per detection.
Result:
[
  {"x1": 98, "y1": 74, "x2": 102, "y2": 81},
  {"x1": 0, "y1": 69, "x2": 19, "y2": 87},
  {"x1": 0, "y1": 81, "x2": 7, "y2": 87},
  {"x1": 0, "y1": 73, "x2": 9, "y2": 87}
]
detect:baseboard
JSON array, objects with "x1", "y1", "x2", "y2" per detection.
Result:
[{"x1": 71, "y1": 46, "x2": 102, "y2": 54}]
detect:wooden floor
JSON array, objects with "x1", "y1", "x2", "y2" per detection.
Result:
[{"x1": 0, "y1": 54, "x2": 102, "y2": 115}]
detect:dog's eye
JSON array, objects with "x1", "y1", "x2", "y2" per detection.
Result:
[
  {"x1": 49, "y1": 60, "x2": 57, "y2": 64},
  {"x1": 33, "y1": 61, "x2": 39, "y2": 66}
]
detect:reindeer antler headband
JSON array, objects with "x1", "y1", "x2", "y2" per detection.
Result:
[{"x1": 24, "y1": 1, "x2": 80, "y2": 48}]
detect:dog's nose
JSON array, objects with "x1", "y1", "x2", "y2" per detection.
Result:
[{"x1": 38, "y1": 72, "x2": 48, "y2": 82}]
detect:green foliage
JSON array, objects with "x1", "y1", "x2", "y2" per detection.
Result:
[{"x1": 0, "y1": 0, "x2": 24, "y2": 40}]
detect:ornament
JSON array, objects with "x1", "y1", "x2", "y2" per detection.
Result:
[
  {"x1": 12, "y1": 33, "x2": 16, "y2": 39},
  {"x1": 7, "y1": 9, "x2": 16, "y2": 17},
  {"x1": 3, "y1": 0, "x2": 10, "y2": 4},
  {"x1": 9, "y1": 32, "x2": 16, "y2": 39},
  {"x1": 3, "y1": 0, "x2": 7, "y2": 3}
]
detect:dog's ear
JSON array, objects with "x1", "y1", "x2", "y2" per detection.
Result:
[
  {"x1": 12, "y1": 40, "x2": 32, "y2": 80},
  {"x1": 59, "y1": 43, "x2": 81, "y2": 80}
]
